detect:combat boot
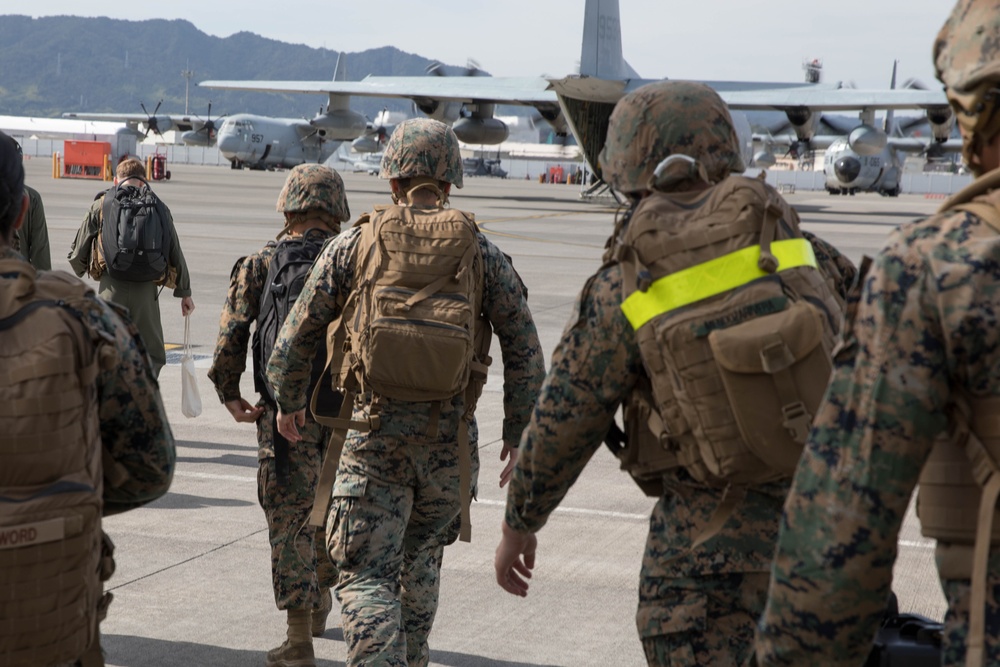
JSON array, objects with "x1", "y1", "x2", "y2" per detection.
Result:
[
  {"x1": 265, "y1": 639, "x2": 315, "y2": 667},
  {"x1": 311, "y1": 587, "x2": 333, "y2": 637}
]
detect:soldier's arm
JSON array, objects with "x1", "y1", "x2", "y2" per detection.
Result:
[
  {"x1": 267, "y1": 231, "x2": 354, "y2": 413},
  {"x1": 802, "y1": 229, "x2": 858, "y2": 302},
  {"x1": 480, "y1": 240, "x2": 546, "y2": 447},
  {"x1": 67, "y1": 201, "x2": 100, "y2": 277},
  {"x1": 208, "y1": 254, "x2": 266, "y2": 403},
  {"x1": 91, "y1": 298, "x2": 176, "y2": 515},
  {"x1": 504, "y1": 265, "x2": 642, "y2": 534},
  {"x1": 25, "y1": 186, "x2": 51, "y2": 270},
  {"x1": 756, "y1": 229, "x2": 950, "y2": 666},
  {"x1": 164, "y1": 206, "x2": 192, "y2": 298}
]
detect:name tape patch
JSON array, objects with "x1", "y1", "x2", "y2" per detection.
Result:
[{"x1": 0, "y1": 517, "x2": 66, "y2": 550}]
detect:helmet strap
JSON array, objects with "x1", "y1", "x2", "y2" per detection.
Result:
[{"x1": 391, "y1": 177, "x2": 448, "y2": 206}]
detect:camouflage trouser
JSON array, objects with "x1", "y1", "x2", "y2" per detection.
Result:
[
  {"x1": 327, "y1": 431, "x2": 479, "y2": 667},
  {"x1": 939, "y1": 550, "x2": 1000, "y2": 666},
  {"x1": 638, "y1": 572, "x2": 769, "y2": 666},
  {"x1": 257, "y1": 404, "x2": 338, "y2": 610}
]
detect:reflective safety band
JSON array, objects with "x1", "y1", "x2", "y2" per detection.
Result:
[{"x1": 621, "y1": 238, "x2": 818, "y2": 330}]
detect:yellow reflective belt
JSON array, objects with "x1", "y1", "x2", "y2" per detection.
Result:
[{"x1": 621, "y1": 238, "x2": 817, "y2": 330}]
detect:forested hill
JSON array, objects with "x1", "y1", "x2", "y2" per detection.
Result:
[{"x1": 0, "y1": 15, "x2": 473, "y2": 120}]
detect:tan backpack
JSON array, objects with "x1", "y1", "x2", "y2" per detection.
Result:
[
  {"x1": 915, "y1": 175, "x2": 1000, "y2": 667},
  {"x1": 308, "y1": 204, "x2": 492, "y2": 542},
  {"x1": 0, "y1": 260, "x2": 113, "y2": 667},
  {"x1": 610, "y1": 175, "x2": 843, "y2": 495}
]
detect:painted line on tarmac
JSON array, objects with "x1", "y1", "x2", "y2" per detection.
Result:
[
  {"x1": 475, "y1": 498, "x2": 648, "y2": 522},
  {"x1": 477, "y1": 211, "x2": 608, "y2": 249},
  {"x1": 174, "y1": 472, "x2": 649, "y2": 521},
  {"x1": 899, "y1": 539, "x2": 935, "y2": 550},
  {"x1": 175, "y1": 470, "x2": 254, "y2": 482}
]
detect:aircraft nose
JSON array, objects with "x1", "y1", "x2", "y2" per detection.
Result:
[
  {"x1": 834, "y1": 156, "x2": 862, "y2": 183},
  {"x1": 217, "y1": 131, "x2": 239, "y2": 156}
]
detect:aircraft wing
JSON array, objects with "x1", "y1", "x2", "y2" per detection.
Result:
[
  {"x1": 199, "y1": 76, "x2": 558, "y2": 107},
  {"x1": 888, "y1": 137, "x2": 964, "y2": 154},
  {"x1": 61, "y1": 112, "x2": 215, "y2": 133}
]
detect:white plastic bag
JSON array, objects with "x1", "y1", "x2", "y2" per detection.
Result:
[{"x1": 181, "y1": 314, "x2": 202, "y2": 418}]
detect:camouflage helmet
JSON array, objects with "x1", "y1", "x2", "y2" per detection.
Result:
[
  {"x1": 599, "y1": 81, "x2": 745, "y2": 194},
  {"x1": 276, "y1": 163, "x2": 350, "y2": 221},
  {"x1": 379, "y1": 118, "x2": 464, "y2": 188},
  {"x1": 934, "y1": 0, "x2": 1000, "y2": 174}
]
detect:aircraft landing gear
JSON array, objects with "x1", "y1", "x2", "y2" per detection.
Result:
[{"x1": 230, "y1": 159, "x2": 243, "y2": 170}]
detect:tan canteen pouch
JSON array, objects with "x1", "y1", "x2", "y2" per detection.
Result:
[{"x1": 708, "y1": 301, "x2": 831, "y2": 476}]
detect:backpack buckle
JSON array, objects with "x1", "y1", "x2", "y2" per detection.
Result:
[
  {"x1": 781, "y1": 401, "x2": 812, "y2": 443},
  {"x1": 760, "y1": 339, "x2": 795, "y2": 373}
]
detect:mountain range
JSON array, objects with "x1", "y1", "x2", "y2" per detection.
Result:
[{"x1": 0, "y1": 15, "x2": 477, "y2": 121}]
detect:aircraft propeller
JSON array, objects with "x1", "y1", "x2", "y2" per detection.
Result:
[
  {"x1": 140, "y1": 100, "x2": 164, "y2": 138},
  {"x1": 192, "y1": 101, "x2": 222, "y2": 142}
]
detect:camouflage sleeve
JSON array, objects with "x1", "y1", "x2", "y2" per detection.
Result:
[
  {"x1": 756, "y1": 217, "x2": 957, "y2": 666},
  {"x1": 801, "y1": 229, "x2": 857, "y2": 302},
  {"x1": 208, "y1": 250, "x2": 269, "y2": 403},
  {"x1": 164, "y1": 206, "x2": 192, "y2": 298},
  {"x1": 505, "y1": 264, "x2": 641, "y2": 533},
  {"x1": 67, "y1": 200, "x2": 101, "y2": 277},
  {"x1": 480, "y1": 238, "x2": 545, "y2": 447},
  {"x1": 90, "y1": 298, "x2": 176, "y2": 515},
  {"x1": 24, "y1": 186, "x2": 51, "y2": 270},
  {"x1": 267, "y1": 227, "x2": 357, "y2": 413}
]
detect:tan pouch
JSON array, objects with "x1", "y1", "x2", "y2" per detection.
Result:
[{"x1": 708, "y1": 301, "x2": 831, "y2": 475}]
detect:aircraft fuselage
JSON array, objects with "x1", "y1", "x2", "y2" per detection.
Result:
[
  {"x1": 823, "y1": 137, "x2": 902, "y2": 196},
  {"x1": 217, "y1": 113, "x2": 339, "y2": 169}
]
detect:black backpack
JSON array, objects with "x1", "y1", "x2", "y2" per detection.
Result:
[
  {"x1": 252, "y1": 232, "x2": 328, "y2": 408},
  {"x1": 100, "y1": 178, "x2": 172, "y2": 283}
]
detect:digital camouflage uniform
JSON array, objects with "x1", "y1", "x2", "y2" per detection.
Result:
[
  {"x1": 67, "y1": 189, "x2": 192, "y2": 378},
  {"x1": 12, "y1": 185, "x2": 51, "y2": 269},
  {"x1": 209, "y1": 226, "x2": 339, "y2": 611},
  {"x1": 504, "y1": 82, "x2": 856, "y2": 667},
  {"x1": 756, "y1": 2, "x2": 1000, "y2": 665},
  {"x1": 209, "y1": 164, "x2": 349, "y2": 621},
  {"x1": 268, "y1": 118, "x2": 546, "y2": 667}
]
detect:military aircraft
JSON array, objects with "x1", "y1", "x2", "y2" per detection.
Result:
[
  {"x1": 200, "y1": 0, "x2": 951, "y2": 189},
  {"x1": 63, "y1": 100, "x2": 225, "y2": 146},
  {"x1": 463, "y1": 156, "x2": 507, "y2": 179}
]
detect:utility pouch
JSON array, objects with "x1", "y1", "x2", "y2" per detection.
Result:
[{"x1": 709, "y1": 301, "x2": 831, "y2": 476}]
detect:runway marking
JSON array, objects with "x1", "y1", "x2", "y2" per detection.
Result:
[
  {"x1": 475, "y1": 498, "x2": 648, "y2": 522},
  {"x1": 477, "y1": 211, "x2": 610, "y2": 249},
  {"x1": 900, "y1": 539, "x2": 935, "y2": 550},
  {"x1": 175, "y1": 470, "x2": 254, "y2": 482}
]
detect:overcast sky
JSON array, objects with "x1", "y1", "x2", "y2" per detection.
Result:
[{"x1": 18, "y1": 1, "x2": 950, "y2": 90}]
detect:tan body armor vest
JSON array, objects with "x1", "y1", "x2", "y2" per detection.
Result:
[{"x1": 0, "y1": 261, "x2": 109, "y2": 667}]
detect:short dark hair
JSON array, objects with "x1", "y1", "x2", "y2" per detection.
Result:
[{"x1": 0, "y1": 131, "x2": 25, "y2": 242}]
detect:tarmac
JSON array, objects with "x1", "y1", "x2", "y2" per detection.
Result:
[{"x1": 24, "y1": 158, "x2": 947, "y2": 667}]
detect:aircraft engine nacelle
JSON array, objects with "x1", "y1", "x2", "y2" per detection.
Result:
[
  {"x1": 753, "y1": 150, "x2": 776, "y2": 169},
  {"x1": 310, "y1": 109, "x2": 368, "y2": 140},
  {"x1": 452, "y1": 117, "x2": 509, "y2": 145},
  {"x1": 927, "y1": 105, "x2": 955, "y2": 142},
  {"x1": 180, "y1": 130, "x2": 213, "y2": 146},
  {"x1": 351, "y1": 135, "x2": 381, "y2": 153},
  {"x1": 848, "y1": 124, "x2": 888, "y2": 156}
]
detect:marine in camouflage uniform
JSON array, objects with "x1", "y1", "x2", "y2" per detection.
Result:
[
  {"x1": 67, "y1": 159, "x2": 194, "y2": 378},
  {"x1": 208, "y1": 164, "x2": 349, "y2": 667},
  {"x1": 495, "y1": 82, "x2": 856, "y2": 667},
  {"x1": 0, "y1": 129, "x2": 175, "y2": 666},
  {"x1": 268, "y1": 119, "x2": 545, "y2": 667},
  {"x1": 755, "y1": 3, "x2": 1000, "y2": 666}
]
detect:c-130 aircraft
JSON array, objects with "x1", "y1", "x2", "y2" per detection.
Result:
[{"x1": 201, "y1": 0, "x2": 953, "y2": 192}]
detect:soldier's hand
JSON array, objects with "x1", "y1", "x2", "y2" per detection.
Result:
[
  {"x1": 224, "y1": 398, "x2": 264, "y2": 424},
  {"x1": 277, "y1": 408, "x2": 306, "y2": 443},
  {"x1": 499, "y1": 444, "x2": 518, "y2": 488},
  {"x1": 495, "y1": 520, "x2": 537, "y2": 597},
  {"x1": 181, "y1": 296, "x2": 195, "y2": 316}
]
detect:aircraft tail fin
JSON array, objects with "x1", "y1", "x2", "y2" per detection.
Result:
[
  {"x1": 885, "y1": 60, "x2": 897, "y2": 134},
  {"x1": 333, "y1": 53, "x2": 347, "y2": 82},
  {"x1": 580, "y1": 0, "x2": 640, "y2": 79}
]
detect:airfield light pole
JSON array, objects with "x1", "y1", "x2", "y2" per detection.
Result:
[{"x1": 181, "y1": 65, "x2": 194, "y2": 115}]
